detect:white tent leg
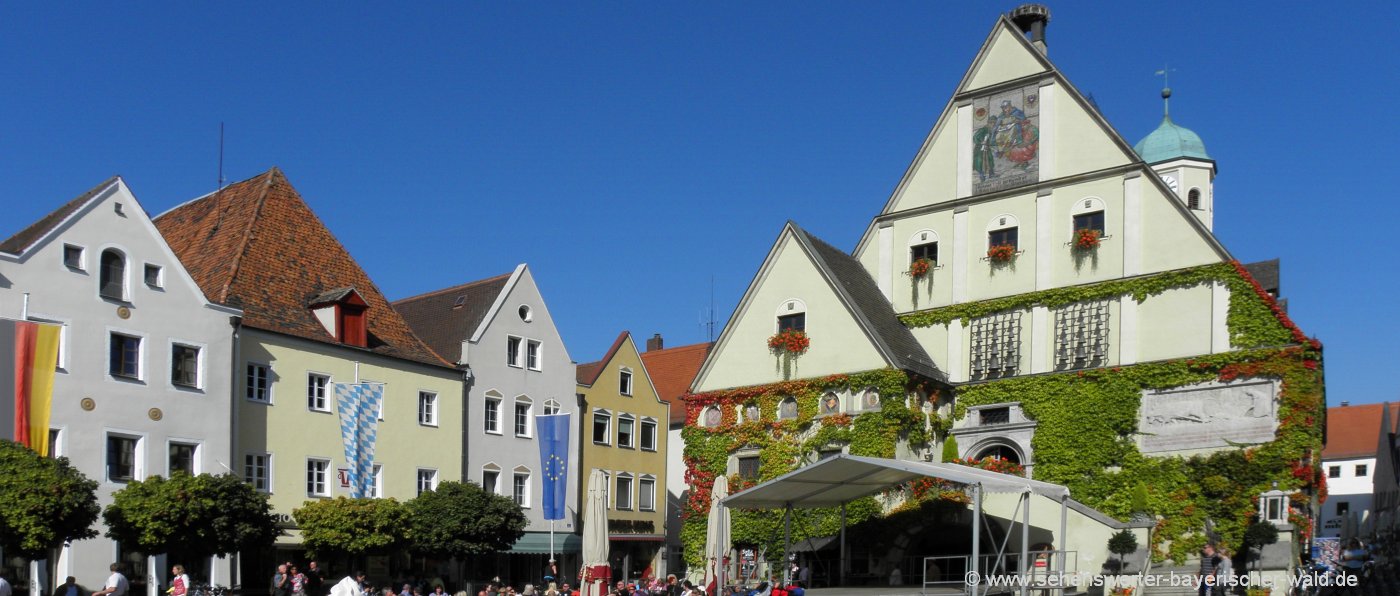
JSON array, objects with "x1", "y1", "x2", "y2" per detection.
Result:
[
  {"x1": 840, "y1": 502, "x2": 847, "y2": 587},
  {"x1": 1021, "y1": 491, "x2": 1030, "y2": 596},
  {"x1": 1059, "y1": 498, "x2": 1068, "y2": 586},
  {"x1": 971, "y1": 484, "x2": 981, "y2": 596}
]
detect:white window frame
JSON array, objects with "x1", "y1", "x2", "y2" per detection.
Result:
[
  {"x1": 246, "y1": 362, "x2": 273, "y2": 404},
  {"x1": 484, "y1": 393, "x2": 503, "y2": 435},
  {"x1": 168, "y1": 339, "x2": 205, "y2": 391},
  {"x1": 105, "y1": 431, "x2": 144, "y2": 485},
  {"x1": 514, "y1": 397, "x2": 533, "y2": 438},
  {"x1": 526, "y1": 339, "x2": 542, "y2": 371},
  {"x1": 482, "y1": 463, "x2": 501, "y2": 494},
  {"x1": 601, "y1": 470, "x2": 611, "y2": 509},
  {"x1": 417, "y1": 468, "x2": 439, "y2": 496},
  {"x1": 97, "y1": 246, "x2": 130, "y2": 302},
  {"x1": 507, "y1": 336, "x2": 523, "y2": 368},
  {"x1": 640, "y1": 417, "x2": 658, "y2": 451},
  {"x1": 544, "y1": 399, "x2": 561, "y2": 416},
  {"x1": 639, "y1": 475, "x2": 657, "y2": 511},
  {"x1": 363, "y1": 379, "x2": 386, "y2": 420},
  {"x1": 616, "y1": 472, "x2": 634, "y2": 511},
  {"x1": 47, "y1": 426, "x2": 65, "y2": 458},
  {"x1": 62, "y1": 243, "x2": 86, "y2": 271},
  {"x1": 593, "y1": 408, "x2": 612, "y2": 445},
  {"x1": 1258, "y1": 491, "x2": 1288, "y2": 525},
  {"x1": 166, "y1": 439, "x2": 201, "y2": 476},
  {"x1": 245, "y1": 452, "x2": 272, "y2": 493},
  {"x1": 307, "y1": 372, "x2": 331, "y2": 412},
  {"x1": 306, "y1": 458, "x2": 331, "y2": 497},
  {"x1": 143, "y1": 262, "x2": 164, "y2": 289},
  {"x1": 513, "y1": 466, "x2": 531, "y2": 508},
  {"x1": 617, "y1": 413, "x2": 636, "y2": 449},
  {"x1": 619, "y1": 367, "x2": 634, "y2": 396},
  {"x1": 107, "y1": 328, "x2": 145, "y2": 382},
  {"x1": 26, "y1": 314, "x2": 69, "y2": 372},
  {"x1": 418, "y1": 391, "x2": 438, "y2": 426},
  {"x1": 367, "y1": 464, "x2": 384, "y2": 498}
]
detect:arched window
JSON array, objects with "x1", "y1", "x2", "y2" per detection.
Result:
[
  {"x1": 774, "y1": 299, "x2": 807, "y2": 333},
  {"x1": 777, "y1": 397, "x2": 798, "y2": 420},
  {"x1": 1187, "y1": 188, "x2": 1201, "y2": 210},
  {"x1": 99, "y1": 249, "x2": 126, "y2": 300},
  {"x1": 860, "y1": 387, "x2": 881, "y2": 411},
  {"x1": 974, "y1": 443, "x2": 1022, "y2": 464},
  {"x1": 743, "y1": 402, "x2": 760, "y2": 423},
  {"x1": 909, "y1": 229, "x2": 939, "y2": 267},
  {"x1": 986, "y1": 215, "x2": 1020, "y2": 251},
  {"x1": 701, "y1": 406, "x2": 722, "y2": 428},
  {"x1": 819, "y1": 392, "x2": 840, "y2": 415}
]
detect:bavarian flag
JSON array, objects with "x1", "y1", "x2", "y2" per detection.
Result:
[
  {"x1": 0, "y1": 319, "x2": 61, "y2": 456},
  {"x1": 536, "y1": 413, "x2": 571, "y2": 520}
]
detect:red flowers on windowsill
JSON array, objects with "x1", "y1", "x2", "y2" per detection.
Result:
[
  {"x1": 767, "y1": 329, "x2": 810, "y2": 355},
  {"x1": 1074, "y1": 228, "x2": 1102, "y2": 251},
  {"x1": 987, "y1": 243, "x2": 1017, "y2": 263},
  {"x1": 908, "y1": 258, "x2": 933, "y2": 279}
]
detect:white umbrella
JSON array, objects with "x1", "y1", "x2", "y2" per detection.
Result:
[
  {"x1": 704, "y1": 475, "x2": 731, "y2": 594},
  {"x1": 581, "y1": 469, "x2": 611, "y2": 596}
]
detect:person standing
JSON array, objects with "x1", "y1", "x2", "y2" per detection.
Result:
[
  {"x1": 0, "y1": 570, "x2": 12, "y2": 596},
  {"x1": 305, "y1": 563, "x2": 325, "y2": 596},
  {"x1": 52, "y1": 576, "x2": 85, "y2": 596},
  {"x1": 170, "y1": 566, "x2": 191, "y2": 596},
  {"x1": 94, "y1": 564, "x2": 130, "y2": 596},
  {"x1": 1213, "y1": 547, "x2": 1233, "y2": 596},
  {"x1": 1196, "y1": 544, "x2": 1220, "y2": 596},
  {"x1": 272, "y1": 566, "x2": 291, "y2": 596}
]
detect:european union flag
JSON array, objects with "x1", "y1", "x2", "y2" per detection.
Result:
[{"x1": 536, "y1": 413, "x2": 571, "y2": 520}]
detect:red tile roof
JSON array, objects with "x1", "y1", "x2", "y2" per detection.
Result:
[
  {"x1": 393, "y1": 273, "x2": 513, "y2": 364},
  {"x1": 154, "y1": 168, "x2": 451, "y2": 368},
  {"x1": 577, "y1": 331, "x2": 629, "y2": 386},
  {"x1": 1, "y1": 177, "x2": 119, "y2": 255},
  {"x1": 639, "y1": 341, "x2": 712, "y2": 425},
  {"x1": 1323, "y1": 402, "x2": 1400, "y2": 460}
]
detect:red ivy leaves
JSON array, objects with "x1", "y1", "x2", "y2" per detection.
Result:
[{"x1": 1229, "y1": 260, "x2": 1319, "y2": 348}]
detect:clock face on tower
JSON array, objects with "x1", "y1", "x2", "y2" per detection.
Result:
[{"x1": 1161, "y1": 173, "x2": 1179, "y2": 193}]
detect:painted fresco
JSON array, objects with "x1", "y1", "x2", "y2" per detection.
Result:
[{"x1": 971, "y1": 84, "x2": 1040, "y2": 194}]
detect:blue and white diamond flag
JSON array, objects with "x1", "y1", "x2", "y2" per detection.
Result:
[{"x1": 334, "y1": 382, "x2": 384, "y2": 498}]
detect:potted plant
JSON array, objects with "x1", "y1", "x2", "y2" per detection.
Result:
[
  {"x1": 987, "y1": 243, "x2": 1016, "y2": 263},
  {"x1": 767, "y1": 329, "x2": 810, "y2": 355},
  {"x1": 1073, "y1": 228, "x2": 1102, "y2": 251},
  {"x1": 908, "y1": 257, "x2": 934, "y2": 279}
]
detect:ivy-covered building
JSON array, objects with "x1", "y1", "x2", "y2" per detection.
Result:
[{"x1": 680, "y1": 5, "x2": 1324, "y2": 586}]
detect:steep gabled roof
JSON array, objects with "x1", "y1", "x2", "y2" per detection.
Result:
[
  {"x1": 0, "y1": 176, "x2": 119, "y2": 256},
  {"x1": 1324, "y1": 402, "x2": 1400, "y2": 460},
  {"x1": 789, "y1": 223, "x2": 945, "y2": 382},
  {"x1": 639, "y1": 341, "x2": 712, "y2": 425},
  {"x1": 576, "y1": 331, "x2": 629, "y2": 387},
  {"x1": 392, "y1": 272, "x2": 512, "y2": 364},
  {"x1": 154, "y1": 168, "x2": 451, "y2": 368}
]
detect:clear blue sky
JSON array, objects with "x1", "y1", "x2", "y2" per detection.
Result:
[{"x1": 2, "y1": 2, "x2": 1392, "y2": 406}]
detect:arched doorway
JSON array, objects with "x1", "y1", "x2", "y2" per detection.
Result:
[{"x1": 972, "y1": 441, "x2": 1023, "y2": 464}]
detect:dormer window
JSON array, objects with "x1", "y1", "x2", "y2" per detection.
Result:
[{"x1": 308, "y1": 287, "x2": 369, "y2": 348}]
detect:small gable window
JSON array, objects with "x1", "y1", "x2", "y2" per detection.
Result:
[
  {"x1": 99, "y1": 249, "x2": 126, "y2": 300},
  {"x1": 1187, "y1": 189, "x2": 1202, "y2": 210},
  {"x1": 778, "y1": 313, "x2": 805, "y2": 333},
  {"x1": 1073, "y1": 211, "x2": 1105, "y2": 234},
  {"x1": 309, "y1": 288, "x2": 369, "y2": 348},
  {"x1": 909, "y1": 229, "x2": 939, "y2": 268},
  {"x1": 988, "y1": 227, "x2": 1018, "y2": 251}
]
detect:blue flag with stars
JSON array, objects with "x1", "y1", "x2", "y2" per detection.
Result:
[{"x1": 536, "y1": 413, "x2": 570, "y2": 520}]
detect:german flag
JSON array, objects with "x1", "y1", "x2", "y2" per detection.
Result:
[{"x1": 0, "y1": 318, "x2": 60, "y2": 456}]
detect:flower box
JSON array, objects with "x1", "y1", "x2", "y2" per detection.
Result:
[
  {"x1": 908, "y1": 258, "x2": 934, "y2": 279},
  {"x1": 1073, "y1": 228, "x2": 1102, "y2": 251},
  {"x1": 987, "y1": 243, "x2": 1017, "y2": 263},
  {"x1": 767, "y1": 329, "x2": 810, "y2": 355}
]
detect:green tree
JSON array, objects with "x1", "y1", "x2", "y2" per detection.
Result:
[
  {"x1": 295, "y1": 497, "x2": 410, "y2": 559},
  {"x1": 406, "y1": 481, "x2": 527, "y2": 558},
  {"x1": 104, "y1": 473, "x2": 281, "y2": 559},
  {"x1": 1107, "y1": 529, "x2": 1138, "y2": 573},
  {"x1": 1242, "y1": 521, "x2": 1279, "y2": 574},
  {"x1": 0, "y1": 440, "x2": 100, "y2": 560},
  {"x1": 940, "y1": 435, "x2": 959, "y2": 463}
]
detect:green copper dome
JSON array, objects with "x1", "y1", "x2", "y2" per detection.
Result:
[{"x1": 1134, "y1": 115, "x2": 1211, "y2": 164}]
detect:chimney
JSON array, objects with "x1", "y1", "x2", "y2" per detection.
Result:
[
  {"x1": 1341, "y1": 401, "x2": 1350, "y2": 407},
  {"x1": 1010, "y1": 4, "x2": 1051, "y2": 53},
  {"x1": 646, "y1": 333, "x2": 664, "y2": 352}
]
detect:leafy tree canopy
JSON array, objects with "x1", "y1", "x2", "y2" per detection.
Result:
[
  {"x1": 104, "y1": 473, "x2": 281, "y2": 559},
  {"x1": 295, "y1": 496, "x2": 410, "y2": 558},
  {"x1": 0, "y1": 440, "x2": 100, "y2": 559},
  {"x1": 407, "y1": 481, "x2": 527, "y2": 558}
]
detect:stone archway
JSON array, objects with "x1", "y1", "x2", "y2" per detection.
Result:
[{"x1": 968, "y1": 438, "x2": 1025, "y2": 465}]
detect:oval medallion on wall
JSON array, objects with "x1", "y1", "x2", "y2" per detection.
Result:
[
  {"x1": 80, "y1": 397, "x2": 96, "y2": 411},
  {"x1": 117, "y1": 306, "x2": 131, "y2": 319},
  {"x1": 148, "y1": 408, "x2": 163, "y2": 421}
]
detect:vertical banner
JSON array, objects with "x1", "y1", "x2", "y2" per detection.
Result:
[
  {"x1": 536, "y1": 413, "x2": 571, "y2": 520},
  {"x1": 0, "y1": 319, "x2": 60, "y2": 456},
  {"x1": 334, "y1": 382, "x2": 384, "y2": 498}
]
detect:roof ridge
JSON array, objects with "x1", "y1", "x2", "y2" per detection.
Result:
[
  {"x1": 0, "y1": 176, "x2": 121, "y2": 255},
  {"x1": 392, "y1": 272, "x2": 514, "y2": 305},
  {"x1": 218, "y1": 169, "x2": 277, "y2": 303},
  {"x1": 579, "y1": 331, "x2": 630, "y2": 386},
  {"x1": 641, "y1": 341, "x2": 714, "y2": 355}
]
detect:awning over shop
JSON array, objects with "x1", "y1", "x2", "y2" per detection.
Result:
[{"x1": 508, "y1": 531, "x2": 582, "y2": 554}]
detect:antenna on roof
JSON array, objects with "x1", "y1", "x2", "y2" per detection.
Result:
[
  {"x1": 212, "y1": 122, "x2": 226, "y2": 234},
  {"x1": 699, "y1": 275, "x2": 717, "y2": 342}
]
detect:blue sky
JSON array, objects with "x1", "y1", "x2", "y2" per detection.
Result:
[{"x1": 1, "y1": 2, "x2": 1393, "y2": 406}]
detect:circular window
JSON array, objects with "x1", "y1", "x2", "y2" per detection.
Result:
[{"x1": 518, "y1": 305, "x2": 533, "y2": 322}]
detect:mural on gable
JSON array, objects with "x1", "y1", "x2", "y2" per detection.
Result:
[{"x1": 971, "y1": 83, "x2": 1040, "y2": 194}]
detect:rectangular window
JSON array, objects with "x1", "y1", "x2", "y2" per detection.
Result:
[
  {"x1": 544, "y1": 400, "x2": 561, "y2": 415},
  {"x1": 1357, "y1": 464, "x2": 1369, "y2": 477},
  {"x1": 419, "y1": 391, "x2": 437, "y2": 426},
  {"x1": 28, "y1": 317, "x2": 67, "y2": 371},
  {"x1": 63, "y1": 244, "x2": 84, "y2": 269},
  {"x1": 526, "y1": 340, "x2": 541, "y2": 370},
  {"x1": 417, "y1": 469, "x2": 438, "y2": 496},
  {"x1": 171, "y1": 343, "x2": 200, "y2": 388},
  {"x1": 483, "y1": 469, "x2": 500, "y2": 494},
  {"x1": 620, "y1": 370, "x2": 633, "y2": 395},
  {"x1": 47, "y1": 428, "x2": 62, "y2": 458},
  {"x1": 616, "y1": 475, "x2": 633, "y2": 510},
  {"x1": 979, "y1": 407, "x2": 1011, "y2": 425},
  {"x1": 1261, "y1": 494, "x2": 1286, "y2": 523},
  {"x1": 484, "y1": 398, "x2": 501, "y2": 433},
  {"x1": 245, "y1": 453, "x2": 270, "y2": 492},
  {"x1": 367, "y1": 464, "x2": 383, "y2": 498},
  {"x1": 1329, "y1": 465, "x2": 1341, "y2": 478},
  {"x1": 109, "y1": 333, "x2": 141, "y2": 379},
  {"x1": 513, "y1": 472, "x2": 529, "y2": 507},
  {"x1": 988, "y1": 227, "x2": 1019, "y2": 250},
  {"x1": 307, "y1": 373, "x2": 329, "y2": 411},
  {"x1": 168, "y1": 442, "x2": 197, "y2": 475},
  {"x1": 1073, "y1": 211, "x2": 1106, "y2": 234},
  {"x1": 507, "y1": 336, "x2": 522, "y2": 367},
  {"x1": 639, "y1": 476, "x2": 656, "y2": 511},
  {"x1": 144, "y1": 263, "x2": 163, "y2": 288},
  {"x1": 618, "y1": 415, "x2": 635, "y2": 448},
  {"x1": 640, "y1": 419, "x2": 658, "y2": 451},
  {"x1": 306, "y1": 459, "x2": 329, "y2": 496},
  {"x1": 970, "y1": 312, "x2": 1022, "y2": 377},
  {"x1": 738, "y1": 456, "x2": 760, "y2": 481},
  {"x1": 246, "y1": 363, "x2": 271, "y2": 403},
  {"x1": 777, "y1": 313, "x2": 806, "y2": 332},
  {"x1": 593, "y1": 411, "x2": 611, "y2": 445},
  {"x1": 1337, "y1": 501, "x2": 1350, "y2": 516},
  {"x1": 1054, "y1": 301, "x2": 1109, "y2": 369},
  {"x1": 107, "y1": 434, "x2": 137, "y2": 483},
  {"x1": 911, "y1": 242, "x2": 938, "y2": 265},
  {"x1": 515, "y1": 402, "x2": 531, "y2": 437}
]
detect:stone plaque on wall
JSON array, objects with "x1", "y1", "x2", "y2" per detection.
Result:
[
  {"x1": 1137, "y1": 380, "x2": 1279, "y2": 454},
  {"x1": 971, "y1": 83, "x2": 1040, "y2": 195}
]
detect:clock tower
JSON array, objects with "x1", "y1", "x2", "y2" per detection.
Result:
[{"x1": 1134, "y1": 87, "x2": 1217, "y2": 230}]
